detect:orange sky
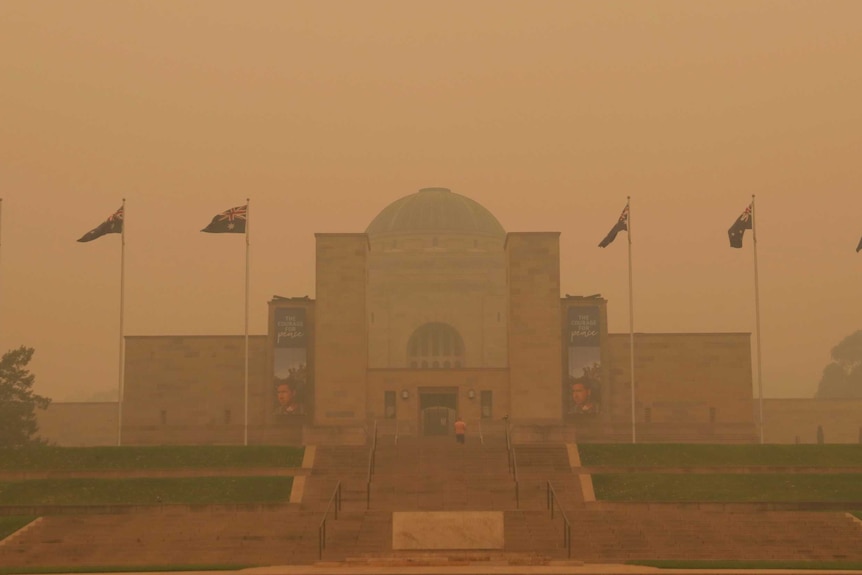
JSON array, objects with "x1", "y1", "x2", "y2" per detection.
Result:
[{"x1": 1, "y1": 0, "x2": 860, "y2": 401}]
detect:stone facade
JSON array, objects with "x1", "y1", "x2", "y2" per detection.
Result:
[
  {"x1": 314, "y1": 234, "x2": 368, "y2": 427},
  {"x1": 763, "y1": 399, "x2": 862, "y2": 444},
  {"x1": 121, "y1": 335, "x2": 275, "y2": 445},
  {"x1": 575, "y1": 332, "x2": 757, "y2": 442},
  {"x1": 52, "y1": 186, "x2": 816, "y2": 446},
  {"x1": 507, "y1": 233, "x2": 563, "y2": 423}
]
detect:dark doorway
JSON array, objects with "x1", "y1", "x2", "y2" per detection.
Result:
[
  {"x1": 419, "y1": 390, "x2": 457, "y2": 436},
  {"x1": 423, "y1": 406, "x2": 450, "y2": 436}
]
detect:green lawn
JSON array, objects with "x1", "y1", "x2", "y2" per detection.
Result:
[
  {"x1": 579, "y1": 443, "x2": 862, "y2": 467},
  {"x1": 592, "y1": 473, "x2": 862, "y2": 502},
  {"x1": 0, "y1": 516, "x2": 36, "y2": 540},
  {"x1": 0, "y1": 446, "x2": 304, "y2": 471},
  {"x1": 0, "y1": 565, "x2": 252, "y2": 575},
  {"x1": 630, "y1": 560, "x2": 862, "y2": 570},
  {"x1": 0, "y1": 476, "x2": 294, "y2": 506}
]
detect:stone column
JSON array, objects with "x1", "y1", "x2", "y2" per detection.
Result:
[
  {"x1": 313, "y1": 233, "x2": 369, "y2": 428},
  {"x1": 506, "y1": 232, "x2": 562, "y2": 424}
]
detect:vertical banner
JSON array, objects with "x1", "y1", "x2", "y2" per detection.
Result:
[
  {"x1": 273, "y1": 307, "x2": 308, "y2": 419},
  {"x1": 565, "y1": 306, "x2": 602, "y2": 417}
]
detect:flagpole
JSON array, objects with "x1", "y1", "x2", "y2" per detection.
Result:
[
  {"x1": 751, "y1": 195, "x2": 764, "y2": 444},
  {"x1": 0, "y1": 198, "x2": 4, "y2": 327},
  {"x1": 0, "y1": 198, "x2": 3, "y2": 303},
  {"x1": 627, "y1": 196, "x2": 636, "y2": 444},
  {"x1": 117, "y1": 198, "x2": 126, "y2": 447},
  {"x1": 244, "y1": 198, "x2": 250, "y2": 447}
]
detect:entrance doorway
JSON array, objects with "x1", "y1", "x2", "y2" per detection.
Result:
[{"x1": 419, "y1": 390, "x2": 457, "y2": 436}]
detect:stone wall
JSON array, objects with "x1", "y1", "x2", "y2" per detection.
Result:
[
  {"x1": 763, "y1": 399, "x2": 862, "y2": 444},
  {"x1": 366, "y1": 231, "x2": 508, "y2": 369},
  {"x1": 313, "y1": 233, "x2": 368, "y2": 426},
  {"x1": 576, "y1": 332, "x2": 756, "y2": 442},
  {"x1": 506, "y1": 232, "x2": 562, "y2": 421},
  {"x1": 122, "y1": 335, "x2": 269, "y2": 445}
]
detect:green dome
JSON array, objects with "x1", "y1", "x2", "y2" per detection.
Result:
[{"x1": 366, "y1": 188, "x2": 505, "y2": 237}]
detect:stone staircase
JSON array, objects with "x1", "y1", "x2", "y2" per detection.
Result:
[
  {"x1": 568, "y1": 508, "x2": 862, "y2": 562},
  {"x1": 370, "y1": 439, "x2": 517, "y2": 511},
  {"x1": 515, "y1": 444, "x2": 585, "y2": 510},
  {"x1": 3, "y1": 440, "x2": 862, "y2": 567},
  {"x1": 0, "y1": 508, "x2": 323, "y2": 567},
  {"x1": 302, "y1": 437, "x2": 571, "y2": 560}
]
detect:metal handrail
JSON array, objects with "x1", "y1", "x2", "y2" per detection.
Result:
[
  {"x1": 365, "y1": 419, "x2": 379, "y2": 509},
  {"x1": 512, "y1": 443, "x2": 520, "y2": 509},
  {"x1": 546, "y1": 481, "x2": 572, "y2": 559},
  {"x1": 505, "y1": 418, "x2": 519, "y2": 508},
  {"x1": 505, "y1": 419, "x2": 512, "y2": 470},
  {"x1": 318, "y1": 481, "x2": 342, "y2": 559}
]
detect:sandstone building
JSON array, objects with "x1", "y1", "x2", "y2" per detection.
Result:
[{"x1": 116, "y1": 187, "x2": 757, "y2": 444}]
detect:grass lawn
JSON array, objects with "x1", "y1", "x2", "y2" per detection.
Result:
[
  {"x1": 0, "y1": 476, "x2": 294, "y2": 506},
  {"x1": 630, "y1": 560, "x2": 862, "y2": 570},
  {"x1": 578, "y1": 443, "x2": 862, "y2": 467},
  {"x1": 0, "y1": 565, "x2": 253, "y2": 575},
  {"x1": 0, "y1": 516, "x2": 36, "y2": 540},
  {"x1": 592, "y1": 473, "x2": 862, "y2": 502},
  {"x1": 0, "y1": 445, "x2": 304, "y2": 471}
]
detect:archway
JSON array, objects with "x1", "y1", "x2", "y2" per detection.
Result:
[{"x1": 407, "y1": 323, "x2": 465, "y2": 368}]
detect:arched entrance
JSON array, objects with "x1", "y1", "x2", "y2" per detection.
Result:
[
  {"x1": 407, "y1": 323, "x2": 465, "y2": 368},
  {"x1": 419, "y1": 388, "x2": 457, "y2": 436}
]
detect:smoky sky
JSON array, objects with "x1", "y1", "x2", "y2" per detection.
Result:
[{"x1": 1, "y1": 1, "x2": 860, "y2": 401}]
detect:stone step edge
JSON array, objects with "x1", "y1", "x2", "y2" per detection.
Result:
[{"x1": 0, "y1": 517, "x2": 43, "y2": 547}]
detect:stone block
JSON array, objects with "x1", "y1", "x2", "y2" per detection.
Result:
[{"x1": 392, "y1": 511, "x2": 504, "y2": 550}]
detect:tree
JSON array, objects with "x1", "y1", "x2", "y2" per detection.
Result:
[
  {"x1": 815, "y1": 330, "x2": 862, "y2": 399},
  {"x1": 0, "y1": 346, "x2": 51, "y2": 446}
]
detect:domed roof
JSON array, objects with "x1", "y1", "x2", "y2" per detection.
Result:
[{"x1": 366, "y1": 188, "x2": 505, "y2": 237}]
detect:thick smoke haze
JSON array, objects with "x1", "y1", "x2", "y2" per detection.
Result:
[{"x1": 0, "y1": 1, "x2": 860, "y2": 401}]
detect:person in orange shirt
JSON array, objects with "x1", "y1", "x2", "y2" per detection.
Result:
[{"x1": 454, "y1": 416, "x2": 467, "y2": 444}]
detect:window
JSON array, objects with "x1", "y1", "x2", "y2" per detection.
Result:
[
  {"x1": 384, "y1": 391, "x2": 396, "y2": 419},
  {"x1": 709, "y1": 407, "x2": 717, "y2": 423},
  {"x1": 644, "y1": 407, "x2": 652, "y2": 423},
  {"x1": 224, "y1": 409, "x2": 231, "y2": 424},
  {"x1": 407, "y1": 323, "x2": 465, "y2": 369},
  {"x1": 160, "y1": 410, "x2": 167, "y2": 425},
  {"x1": 481, "y1": 391, "x2": 492, "y2": 419}
]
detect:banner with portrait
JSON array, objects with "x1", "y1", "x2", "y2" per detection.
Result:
[
  {"x1": 273, "y1": 307, "x2": 308, "y2": 418},
  {"x1": 565, "y1": 306, "x2": 602, "y2": 417}
]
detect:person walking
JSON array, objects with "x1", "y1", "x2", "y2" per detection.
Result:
[{"x1": 454, "y1": 416, "x2": 467, "y2": 444}]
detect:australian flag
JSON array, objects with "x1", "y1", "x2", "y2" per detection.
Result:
[
  {"x1": 202, "y1": 205, "x2": 247, "y2": 233},
  {"x1": 77, "y1": 206, "x2": 124, "y2": 242},
  {"x1": 598, "y1": 204, "x2": 629, "y2": 248},
  {"x1": 728, "y1": 203, "x2": 752, "y2": 248}
]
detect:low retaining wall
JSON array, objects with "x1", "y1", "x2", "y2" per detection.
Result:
[{"x1": 0, "y1": 502, "x2": 297, "y2": 516}]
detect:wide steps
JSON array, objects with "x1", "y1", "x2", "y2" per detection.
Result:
[
  {"x1": 567, "y1": 509, "x2": 862, "y2": 562},
  {"x1": 0, "y1": 509, "x2": 323, "y2": 567}
]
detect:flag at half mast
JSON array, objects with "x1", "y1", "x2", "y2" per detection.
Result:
[
  {"x1": 598, "y1": 204, "x2": 629, "y2": 248},
  {"x1": 202, "y1": 205, "x2": 247, "y2": 233},
  {"x1": 78, "y1": 206, "x2": 124, "y2": 242},
  {"x1": 728, "y1": 203, "x2": 753, "y2": 248}
]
